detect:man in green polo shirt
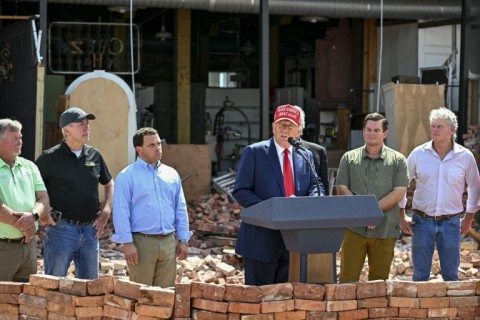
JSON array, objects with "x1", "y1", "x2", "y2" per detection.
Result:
[
  {"x1": 0, "y1": 119, "x2": 50, "y2": 281},
  {"x1": 335, "y1": 113, "x2": 409, "y2": 283}
]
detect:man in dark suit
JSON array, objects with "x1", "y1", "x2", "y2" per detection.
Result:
[
  {"x1": 233, "y1": 104, "x2": 325, "y2": 285},
  {"x1": 291, "y1": 106, "x2": 330, "y2": 195}
]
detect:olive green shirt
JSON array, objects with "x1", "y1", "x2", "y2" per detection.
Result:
[
  {"x1": 0, "y1": 157, "x2": 46, "y2": 239},
  {"x1": 336, "y1": 145, "x2": 409, "y2": 239}
]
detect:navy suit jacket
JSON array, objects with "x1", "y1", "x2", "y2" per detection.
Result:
[{"x1": 233, "y1": 138, "x2": 324, "y2": 263}]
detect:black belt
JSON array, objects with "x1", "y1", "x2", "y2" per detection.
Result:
[
  {"x1": 133, "y1": 232, "x2": 173, "y2": 239},
  {"x1": 62, "y1": 218, "x2": 95, "y2": 226},
  {"x1": 414, "y1": 209, "x2": 463, "y2": 220},
  {"x1": 0, "y1": 237, "x2": 25, "y2": 244}
]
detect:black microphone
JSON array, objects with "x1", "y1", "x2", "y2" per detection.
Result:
[
  {"x1": 287, "y1": 137, "x2": 323, "y2": 196},
  {"x1": 288, "y1": 137, "x2": 306, "y2": 151}
]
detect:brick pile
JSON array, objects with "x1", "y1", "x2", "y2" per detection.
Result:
[{"x1": 1, "y1": 275, "x2": 480, "y2": 319}]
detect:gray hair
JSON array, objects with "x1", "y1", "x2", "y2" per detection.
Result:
[
  {"x1": 291, "y1": 105, "x2": 306, "y2": 130},
  {"x1": 429, "y1": 107, "x2": 458, "y2": 141},
  {"x1": 0, "y1": 119, "x2": 22, "y2": 140}
]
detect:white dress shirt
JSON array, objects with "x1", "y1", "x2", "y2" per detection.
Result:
[
  {"x1": 274, "y1": 140, "x2": 294, "y2": 178},
  {"x1": 407, "y1": 140, "x2": 480, "y2": 215}
]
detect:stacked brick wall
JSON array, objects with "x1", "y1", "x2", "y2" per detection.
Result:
[{"x1": 1, "y1": 275, "x2": 479, "y2": 319}]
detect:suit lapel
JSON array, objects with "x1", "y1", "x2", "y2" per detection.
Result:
[{"x1": 266, "y1": 138, "x2": 286, "y2": 196}]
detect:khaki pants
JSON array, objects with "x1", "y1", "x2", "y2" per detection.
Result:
[
  {"x1": 128, "y1": 233, "x2": 176, "y2": 287},
  {"x1": 0, "y1": 239, "x2": 37, "y2": 281},
  {"x1": 339, "y1": 229, "x2": 396, "y2": 283}
]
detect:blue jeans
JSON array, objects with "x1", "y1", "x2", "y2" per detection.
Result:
[
  {"x1": 44, "y1": 220, "x2": 99, "y2": 279},
  {"x1": 411, "y1": 213, "x2": 461, "y2": 281}
]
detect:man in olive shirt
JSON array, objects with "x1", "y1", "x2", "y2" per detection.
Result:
[
  {"x1": 0, "y1": 119, "x2": 50, "y2": 281},
  {"x1": 335, "y1": 113, "x2": 408, "y2": 282}
]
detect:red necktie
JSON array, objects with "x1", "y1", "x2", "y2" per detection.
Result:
[{"x1": 283, "y1": 149, "x2": 295, "y2": 197}]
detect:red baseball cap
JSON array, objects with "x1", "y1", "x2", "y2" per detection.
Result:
[{"x1": 274, "y1": 104, "x2": 300, "y2": 126}]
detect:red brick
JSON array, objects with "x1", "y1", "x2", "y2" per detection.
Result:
[
  {"x1": 224, "y1": 284, "x2": 262, "y2": 303},
  {"x1": 74, "y1": 295, "x2": 104, "y2": 307},
  {"x1": 19, "y1": 304, "x2": 48, "y2": 318},
  {"x1": 18, "y1": 294, "x2": 47, "y2": 308},
  {"x1": 227, "y1": 313, "x2": 240, "y2": 320},
  {"x1": 388, "y1": 296, "x2": 419, "y2": 308},
  {"x1": 227, "y1": 302, "x2": 261, "y2": 314},
  {"x1": 174, "y1": 283, "x2": 191, "y2": 319},
  {"x1": 357, "y1": 297, "x2": 388, "y2": 309},
  {"x1": 191, "y1": 282, "x2": 225, "y2": 301},
  {"x1": 0, "y1": 282, "x2": 24, "y2": 294},
  {"x1": 47, "y1": 291, "x2": 76, "y2": 306},
  {"x1": 59, "y1": 278, "x2": 88, "y2": 297},
  {"x1": 139, "y1": 287, "x2": 175, "y2": 307},
  {"x1": 294, "y1": 299, "x2": 326, "y2": 311},
  {"x1": 22, "y1": 285, "x2": 49, "y2": 298},
  {"x1": 419, "y1": 296, "x2": 449, "y2": 308},
  {"x1": 398, "y1": 307, "x2": 428, "y2": 318},
  {"x1": 427, "y1": 307, "x2": 457, "y2": 318},
  {"x1": 337, "y1": 309, "x2": 369, "y2": 320},
  {"x1": 417, "y1": 281, "x2": 446, "y2": 297},
  {"x1": 0, "y1": 314, "x2": 19, "y2": 320},
  {"x1": 87, "y1": 276, "x2": 115, "y2": 295},
  {"x1": 324, "y1": 284, "x2": 356, "y2": 301},
  {"x1": 305, "y1": 311, "x2": 337, "y2": 320},
  {"x1": 368, "y1": 307, "x2": 399, "y2": 318},
  {"x1": 114, "y1": 279, "x2": 146, "y2": 300},
  {"x1": 292, "y1": 283, "x2": 325, "y2": 301},
  {"x1": 47, "y1": 301, "x2": 76, "y2": 317},
  {"x1": 325, "y1": 300, "x2": 357, "y2": 312},
  {"x1": 0, "y1": 294, "x2": 19, "y2": 304},
  {"x1": 103, "y1": 304, "x2": 133, "y2": 319},
  {"x1": 75, "y1": 306, "x2": 103, "y2": 317},
  {"x1": 240, "y1": 314, "x2": 274, "y2": 320},
  {"x1": 356, "y1": 281, "x2": 386, "y2": 299},
  {"x1": 0, "y1": 303, "x2": 19, "y2": 314},
  {"x1": 386, "y1": 280, "x2": 417, "y2": 297},
  {"x1": 449, "y1": 296, "x2": 479, "y2": 307},
  {"x1": 47, "y1": 312, "x2": 77, "y2": 320},
  {"x1": 29, "y1": 274, "x2": 60, "y2": 289},
  {"x1": 191, "y1": 309, "x2": 228, "y2": 320},
  {"x1": 456, "y1": 306, "x2": 476, "y2": 317},
  {"x1": 192, "y1": 298, "x2": 228, "y2": 313},
  {"x1": 104, "y1": 293, "x2": 135, "y2": 310},
  {"x1": 261, "y1": 300, "x2": 294, "y2": 313},
  {"x1": 259, "y1": 283, "x2": 293, "y2": 302},
  {"x1": 446, "y1": 281, "x2": 476, "y2": 296},
  {"x1": 134, "y1": 303, "x2": 173, "y2": 318},
  {"x1": 131, "y1": 313, "x2": 161, "y2": 320},
  {"x1": 274, "y1": 310, "x2": 306, "y2": 320}
]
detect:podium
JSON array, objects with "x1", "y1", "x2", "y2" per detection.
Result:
[{"x1": 240, "y1": 195, "x2": 383, "y2": 283}]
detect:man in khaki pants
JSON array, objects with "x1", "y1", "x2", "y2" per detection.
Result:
[
  {"x1": 112, "y1": 127, "x2": 191, "y2": 287},
  {"x1": 336, "y1": 113, "x2": 408, "y2": 282}
]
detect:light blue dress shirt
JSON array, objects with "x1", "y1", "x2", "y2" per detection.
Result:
[{"x1": 112, "y1": 157, "x2": 192, "y2": 244}]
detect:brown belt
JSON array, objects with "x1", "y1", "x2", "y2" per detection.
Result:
[
  {"x1": 414, "y1": 209, "x2": 463, "y2": 220},
  {"x1": 133, "y1": 232, "x2": 173, "y2": 239},
  {"x1": 0, "y1": 237, "x2": 25, "y2": 244}
]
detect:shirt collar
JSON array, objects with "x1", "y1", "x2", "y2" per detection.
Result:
[
  {"x1": 135, "y1": 156, "x2": 161, "y2": 170},
  {"x1": 0, "y1": 156, "x2": 20, "y2": 168},
  {"x1": 361, "y1": 145, "x2": 386, "y2": 159},
  {"x1": 273, "y1": 139, "x2": 293, "y2": 156},
  {"x1": 425, "y1": 139, "x2": 460, "y2": 154},
  {"x1": 61, "y1": 140, "x2": 87, "y2": 156}
]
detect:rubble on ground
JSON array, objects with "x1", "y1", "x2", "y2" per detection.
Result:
[{"x1": 35, "y1": 193, "x2": 480, "y2": 283}]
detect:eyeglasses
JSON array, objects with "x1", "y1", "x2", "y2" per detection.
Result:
[{"x1": 276, "y1": 122, "x2": 297, "y2": 130}]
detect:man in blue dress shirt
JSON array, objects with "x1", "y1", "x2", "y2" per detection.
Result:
[{"x1": 112, "y1": 127, "x2": 191, "y2": 287}]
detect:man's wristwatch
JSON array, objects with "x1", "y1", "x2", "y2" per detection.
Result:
[{"x1": 31, "y1": 211, "x2": 39, "y2": 221}]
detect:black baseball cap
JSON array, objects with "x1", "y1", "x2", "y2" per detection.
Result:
[{"x1": 59, "y1": 107, "x2": 96, "y2": 128}]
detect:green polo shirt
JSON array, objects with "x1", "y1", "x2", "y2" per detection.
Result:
[
  {"x1": 0, "y1": 157, "x2": 46, "y2": 239},
  {"x1": 336, "y1": 145, "x2": 409, "y2": 239}
]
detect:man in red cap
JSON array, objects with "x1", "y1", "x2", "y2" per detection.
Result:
[{"x1": 233, "y1": 104, "x2": 325, "y2": 285}]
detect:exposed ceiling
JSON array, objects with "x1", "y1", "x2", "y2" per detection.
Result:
[{"x1": 8, "y1": 0, "x2": 479, "y2": 20}]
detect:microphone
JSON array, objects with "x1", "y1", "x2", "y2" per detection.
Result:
[
  {"x1": 288, "y1": 137, "x2": 306, "y2": 151},
  {"x1": 287, "y1": 137, "x2": 323, "y2": 197}
]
